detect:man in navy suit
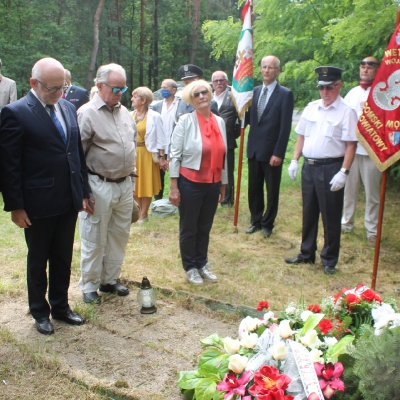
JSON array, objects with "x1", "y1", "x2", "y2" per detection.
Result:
[
  {"x1": 245, "y1": 55, "x2": 294, "y2": 238},
  {"x1": 0, "y1": 57, "x2": 91, "y2": 335},
  {"x1": 64, "y1": 69, "x2": 89, "y2": 110}
]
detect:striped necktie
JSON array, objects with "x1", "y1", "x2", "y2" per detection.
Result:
[
  {"x1": 257, "y1": 87, "x2": 268, "y2": 121},
  {"x1": 48, "y1": 105, "x2": 66, "y2": 144}
]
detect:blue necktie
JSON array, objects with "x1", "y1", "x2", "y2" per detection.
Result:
[
  {"x1": 48, "y1": 105, "x2": 66, "y2": 144},
  {"x1": 257, "y1": 87, "x2": 268, "y2": 121}
]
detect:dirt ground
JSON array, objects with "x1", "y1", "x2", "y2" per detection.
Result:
[{"x1": 0, "y1": 279, "x2": 240, "y2": 400}]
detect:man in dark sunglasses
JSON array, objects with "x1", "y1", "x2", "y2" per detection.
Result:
[
  {"x1": 285, "y1": 66, "x2": 358, "y2": 275},
  {"x1": 77, "y1": 63, "x2": 137, "y2": 304},
  {"x1": 341, "y1": 57, "x2": 381, "y2": 245}
]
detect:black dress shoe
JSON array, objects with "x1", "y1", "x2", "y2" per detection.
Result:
[
  {"x1": 99, "y1": 283, "x2": 129, "y2": 296},
  {"x1": 52, "y1": 311, "x2": 85, "y2": 326},
  {"x1": 285, "y1": 256, "x2": 315, "y2": 265},
  {"x1": 83, "y1": 291, "x2": 100, "y2": 304},
  {"x1": 245, "y1": 225, "x2": 261, "y2": 234},
  {"x1": 324, "y1": 266, "x2": 336, "y2": 275},
  {"x1": 35, "y1": 318, "x2": 54, "y2": 335},
  {"x1": 261, "y1": 227, "x2": 272, "y2": 238}
]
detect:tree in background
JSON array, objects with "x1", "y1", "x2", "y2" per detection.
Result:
[
  {"x1": 203, "y1": 0, "x2": 397, "y2": 107},
  {"x1": 0, "y1": 0, "x2": 239, "y2": 107}
]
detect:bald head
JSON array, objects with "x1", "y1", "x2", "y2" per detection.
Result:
[{"x1": 30, "y1": 58, "x2": 66, "y2": 105}]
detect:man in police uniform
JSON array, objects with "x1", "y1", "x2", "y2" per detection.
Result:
[
  {"x1": 285, "y1": 66, "x2": 358, "y2": 275},
  {"x1": 177, "y1": 64, "x2": 219, "y2": 116}
]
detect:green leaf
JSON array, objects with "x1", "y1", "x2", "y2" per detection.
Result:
[
  {"x1": 199, "y1": 348, "x2": 229, "y2": 372},
  {"x1": 194, "y1": 378, "x2": 217, "y2": 400},
  {"x1": 177, "y1": 370, "x2": 202, "y2": 390},
  {"x1": 298, "y1": 313, "x2": 325, "y2": 337},
  {"x1": 325, "y1": 335, "x2": 354, "y2": 363},
  {"x1": 200, "y1": 334, "x2": 223, "y2": 348}
]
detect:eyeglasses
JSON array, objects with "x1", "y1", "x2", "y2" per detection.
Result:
[
  {"x1": 104, "y1": 83, "x2": 128, "y2": 94},
  {"x1": 36, "y1": 79, "x2": 68, "y2": 94},
  {"x1": 192, "y1": 90, "x2": 209, "y2": 98},
  {"x1": 212, "y1": 79, "x2": 227, "y2": 83},
  {"x1": 317, "y1": 83, "x2": 340, "y2": 91},
  {"x1": 263, "y1": 66, "x2": 279, "y2": 71},
  {"x1": 360, "y1": 61, "x2": 379, "y2": 67}
]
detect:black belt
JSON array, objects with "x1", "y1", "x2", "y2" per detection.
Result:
[
  {"x1": 303, "y1": 157, "x2": 344, "y2": 166},
  {"x1": 88, "y1": 170, "x2": 128, "y2": 183}
]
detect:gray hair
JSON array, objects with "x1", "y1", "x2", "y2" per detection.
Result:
[{"x1": 95, "y1": 63, "x2": 126, "y2": 84}]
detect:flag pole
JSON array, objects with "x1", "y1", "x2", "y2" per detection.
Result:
[
  {"x1": 371, "y1": 172, "x2": 387, "y2": 290},
  {"x1": 231, "y1": 0, "x2": 254, "y2": 230},
  {"x1": 233, "y1": 119, "x2": 246, "y2": 230}
]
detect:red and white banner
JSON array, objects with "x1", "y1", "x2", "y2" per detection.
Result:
[
  {"x1": 231, "y1": 0, "x2": 254, "y2": 120},
  {"x1": 357, "y1": 23, "x2": 400, "y2": 172}
]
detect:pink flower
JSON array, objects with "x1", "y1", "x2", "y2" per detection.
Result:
[
  {"x1": 314, "y1": 362, "x2": 345, "y2": 399},
  {"x1": 216, "y1": 371, "x2": 252, "y2": 400}
]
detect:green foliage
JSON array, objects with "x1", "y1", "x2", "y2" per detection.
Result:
[{"x1": 349, "y1": 325, "x2": 400, "y2": 400}]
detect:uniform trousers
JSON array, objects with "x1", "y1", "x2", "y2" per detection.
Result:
[
  {"x1": 178, "y1": 175, "x2": 220, "y2": 272},
  {"x1": 248, "y1": 157, "x2": 283, "y2": 230},
  {"x1": 25, "y1": 207, "x2": 78, "y2": 320},
  {"x1": 299, "y1": 161, "x2": 344, "y2": 268},
  {"x1": 79, "y1": 174, "x2": 133, "y2": 293},
  {"x1": 341, "y1": 154, "x2": 381, "y2": 238}
]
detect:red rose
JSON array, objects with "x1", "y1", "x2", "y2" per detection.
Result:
[
  {"x1": 360, "y1": 289, "x2": 376, "y2": 302},
  {"x1": 345, "y1": 294, "x2": 360, "y2": 305},
  {"x1": 257, "y1": 301, "x2": 269, "y2": 311},
  {"x1": 308, "y1": 304, "x2": 322, "y2": 313},
  {"x1": 318, "y1": 319, "x2": 334, "y2": 334}
]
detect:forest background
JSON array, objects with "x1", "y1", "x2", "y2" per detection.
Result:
[{"x1": 0, "y1": 0, "x2": 398, "y2": 109}]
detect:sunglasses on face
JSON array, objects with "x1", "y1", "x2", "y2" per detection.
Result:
[
  {"x1": 317, "y1": 83, "x2": 340, "y2": 91},
  {"x1": 360, "y1": 61, "x2": 379, "y2": 67},
  {"x1": 104, "y1": 83, "x2": 128, "y2": 94},
  {"x1": 192, "y1": 90, "x2": 209, "y2": 98}
]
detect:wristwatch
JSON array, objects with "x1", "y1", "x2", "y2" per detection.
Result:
[
  {"x1": 340, "y1": 167, "x2": 350, "y2": 175},
  {"x1": 158, "y1": 154, "x2": 167, "y2": 160}
]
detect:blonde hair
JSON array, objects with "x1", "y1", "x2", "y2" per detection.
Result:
[
  {"x1": 132, "y1": 86, "x2": 153, "y2": 106},
  {"x1": 181, "y1": 79, "x2": 212, "y2": 105}
]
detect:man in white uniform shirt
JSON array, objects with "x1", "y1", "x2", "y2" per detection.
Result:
[
  {"x1": 285, "y1": 66, "x2": 358, "y2": 275},
  {"x1": 341, "y1": 57, "x2": 381, "y2": 245}
]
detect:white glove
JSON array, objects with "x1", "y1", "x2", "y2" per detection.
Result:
[
  {"x1": 330, "y1": 171, "x2": 347, "y2": 191},
  {"x1": 288, "y1": 159, "x2": 298, "y2": 180}
]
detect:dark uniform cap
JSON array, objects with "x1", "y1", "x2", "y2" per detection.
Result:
[
  {"x1": 315, "y1": 66, "x2": 343, "y2": 85},
  {"x1": 178, "y1": 64, "x2": 203, "y2": 80}
]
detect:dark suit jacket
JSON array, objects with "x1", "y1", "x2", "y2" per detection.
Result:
[
  {"x1": 247, "y1": 83, "x2": 294, "y2": 162},
  {"x1": 217, "y1": 91, "x2": 240, "y2": 150},
  {"x1": 65, "y1": 84, "x2": 89, "y2": 111},
  {"x1": 0, "y1": 91, "x2": 90, "y2": 218}
]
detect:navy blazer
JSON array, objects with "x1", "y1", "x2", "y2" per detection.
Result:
[
  {"x1": 65, "y1": 84, "x2": 89, "y2": 110},
  {"x1": 247, "y1": 83, "x2": 294, "y2": 162},
  {"x1": 0, "y1": 91, "x2": 90, "y2": 218}
]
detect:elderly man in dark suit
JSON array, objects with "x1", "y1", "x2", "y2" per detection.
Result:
[
  {"x1": 212, "y1": 70, "x2": 240, "y2": 207},
  {"x1": 0, "y1": 57, "x2": 91, "y2": 335},
  {"x1": 64, "y1": 69, "x2": 89, "y2": 110},
  {"x1": 245, "y1": 55, "x2": 294, "y2": 238}
]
